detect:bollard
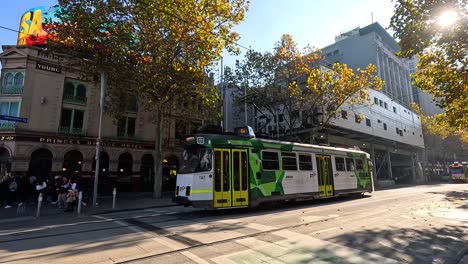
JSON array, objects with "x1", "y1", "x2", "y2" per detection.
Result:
[
  {"x1": 77, "y1": 191, "x2": 83, "y2": 216},
  {"x1": 36, "y1": 193, "x2": 43, "y2": 218},
  {"x1": 112, "y1": 188, "x2": 116, "y2": 209}
]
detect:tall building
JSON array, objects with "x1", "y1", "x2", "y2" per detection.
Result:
[
  {"x1": 322, "y1": 22, "x2": 414, "y2": 107},
  {"x1": 0, "y1": 45, "x2": 206, "y2": 193}
]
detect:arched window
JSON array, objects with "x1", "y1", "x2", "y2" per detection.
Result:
[
  {"x1": 62, "y1": 81, "x2": 87, "y2": 104},
  {"x1": 140, "y1": 154, "x2": 154, "y2": 192},
  {"x1": 14, "y1": 73, "x2": 24, "y2": 87},
  {"x1": 29, "y1": 148, "x2": 53, "y2": 181},
  {"x1": 62, "y1": 150, "x2": 83, "y2": 178},
  {"x1": 0, "y1": 148, "x2": 11, "y2": 177},
  {"x1": 117, "y1": 153, "x2": 133, "y2": 192},
  {"x1": 3, "y1": 73, "x2": 13, "y2": 88}
]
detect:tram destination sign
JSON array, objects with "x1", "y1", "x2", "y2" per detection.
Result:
[{"x1": 0, "y1": 115, "x2": 28, "y2": 123}]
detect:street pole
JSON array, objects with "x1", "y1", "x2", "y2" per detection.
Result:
[
  {"x1": 244, "y1": 85, "x2": 247, "y2": 126},
  {"x1": 93, "y1": 71, "x2": 106, "y2": 207}
]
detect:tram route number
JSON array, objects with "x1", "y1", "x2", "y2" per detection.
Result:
[{"x1": 199, "y1": 175, "x2": 206, "y2": 180}]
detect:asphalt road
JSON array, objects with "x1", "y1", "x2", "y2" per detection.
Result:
[{"x1": 0, "y1": 184, "x2": 466, "y2": 264}]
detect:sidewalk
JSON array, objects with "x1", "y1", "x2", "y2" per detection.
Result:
[{"x1": 0, "y1": 192, "x2": 177, "y2": 223}]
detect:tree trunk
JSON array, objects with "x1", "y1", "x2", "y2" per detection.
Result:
[{"x1": 153, "y1": 108, "x2": 163, "y2": 198}]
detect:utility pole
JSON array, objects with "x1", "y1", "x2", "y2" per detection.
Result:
[{"x1": 93, "y1": 71, "x2": 106, "y2": 207}]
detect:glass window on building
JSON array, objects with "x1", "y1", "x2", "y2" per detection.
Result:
[
  {"x1": 117, "y1": 116, "x2": 136, "y2": 138},
  {"x1": 374, "y1": 97, "x2": 378, "y2": 104},
  {"x1": 383, "y1": 123, "x2": 387, "y2": 130},
  {"x1": 14, "y1": 73, "x2": 24, "y2": 87},
  {"x1": 355, "y1": 114, "x2": 361, "y2": 123},
  {"x1": 393, "y1": 106, "x2": 397, "y2": 113},
  {"x1": 341, "y1": 110, "x2": 348, "y2": 119},
  {"x1": 63, "y1": 80, "x2": 87, "y2": 104},
  {"x1": 59, "y1": 108, "x2": 85, "y2": 134},
  {"x1": 366, "y1": 118, "x2": 371, "y2": 127},
  {"x1": 3, "y1": 73, "x2": 13, "y2": 87},
  {"x1": 0, "y1": 101, "x2": 20, "y2": 129}
]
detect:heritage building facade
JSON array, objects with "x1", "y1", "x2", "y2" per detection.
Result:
[{"x1": 0, "y1": 45, "x2": 205, "y2": 193}]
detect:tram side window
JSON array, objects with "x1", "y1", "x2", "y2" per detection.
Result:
[
  {"x1": 281, "y1": 152, "x2": 297, "y2": 170},
  {"x1": 214, "y1": 151, "x2": 221, "y2": 192},
  {"x1": 346, "y1": 158, "x2": 355, "y2": 172},
  {"x1": 335, "y1": 157, "x2": 346, "y2": 171},
  {"x1": 299, "y1": 154, "x2": 313, "y2": 171},
  {"x1": 262, "y1": 151, "x2": 279, "y2": 170},
  {"x1": 355, "y1": 159, "x2": 364, "y2": 170}
]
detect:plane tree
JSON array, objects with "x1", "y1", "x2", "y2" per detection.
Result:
[
  {"x1": 226, "y1": 34, "x2": 383, "y2": 142},
  {"x1": 390, "y1": 0, "x2": 467, "y2": 138},
  {"x1": 50, "y1": 0, "x2": 249, "y2": 197}
]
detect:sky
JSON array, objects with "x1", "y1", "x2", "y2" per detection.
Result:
[{"x1": 0, "y1": 0, "x2": 395, "y2": 75}]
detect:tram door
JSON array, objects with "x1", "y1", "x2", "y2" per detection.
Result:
[
  {"x1": 316, "y1": 155, "x2": 334, "y2": 197},
  {"x1": 213, "y1": 149, "x2": 249, "y2": 208}
]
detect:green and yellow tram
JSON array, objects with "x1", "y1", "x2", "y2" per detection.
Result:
[{"x1": 174, "y1": 126, "x2": 374, "y2": 209}]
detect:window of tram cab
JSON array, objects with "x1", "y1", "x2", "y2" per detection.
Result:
[
  {"x1": 335, "y1": 157, "x2": 346, "y2": 171},
  {"x1": 179, "y1": 147, "x2": 212, "y2": 173},
  {"x1": 346, "y1": 158, "x2": 355, "y2": 172},
  {"x1": 355, "y1": 159, "x2": 364, "y2": 170}
]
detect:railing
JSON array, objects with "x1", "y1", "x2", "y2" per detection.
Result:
[
  {"x1": 0, "y1": 122, "x2": 17, "y2": 131},
  {"x1": 63, "y1": 94, "x2": 87, "y2": 104},
  {"x1": 1, "y1": 85, "x2": 23, "y2": 95},
  {"x1": 58, "y1": 127, "x2": 86, "y2": 136}
]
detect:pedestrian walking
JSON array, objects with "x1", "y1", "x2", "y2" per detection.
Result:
[
  {"x1": 4, "y1": 175, "x2": 18, "y2": 209},
  {"x1": 58, "y1": 176, "x2": 71, "y2": 209}
]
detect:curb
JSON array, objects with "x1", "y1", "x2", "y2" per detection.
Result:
[{"x1": 0, "y1": 216, "x2": 35, "y2": 224}]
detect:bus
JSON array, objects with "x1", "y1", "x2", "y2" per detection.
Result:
[
  {"x1": 174, "y1": 126, "x2": 374, "y2": 209},
  {"x1": 449, "y1": 162, "x2": 468, "y2": 183}
]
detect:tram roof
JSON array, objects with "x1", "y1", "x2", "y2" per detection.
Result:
[{"x1": 193, "y1": 133, "x2": 370, "y2": 156}]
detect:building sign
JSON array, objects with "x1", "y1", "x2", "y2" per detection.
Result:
[
  {"x1": 38, "y1": 137, "x2": 154, "y2": 149},
  {"x1": 36, "y1": 62, "x2": 62, "y2": 73},
  {"x1": 18, "y1": 6, "x2": 59, "y2": 46},
  {"x1": 0, "y1": 134, "x2": 153, "y2": 149}
]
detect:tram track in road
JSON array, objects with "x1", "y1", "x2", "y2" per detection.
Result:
[
  {"x1": 0, "y1": 186, "x2": 444, "y2": 245},
  {"x1": 115, "y1": 193, "x2": 446, "y2": 263},
  {"x1": 0, "y1": 186, "x2": 459, "y2": 264}
]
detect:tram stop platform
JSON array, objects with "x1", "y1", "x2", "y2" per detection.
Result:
[{"x1": 0, "y1": 192, "x2": 177, "y2": 224}]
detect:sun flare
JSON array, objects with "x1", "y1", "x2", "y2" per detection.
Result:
[{"x1": 438, "y1": 10, "x2": 458, "y2": 27}]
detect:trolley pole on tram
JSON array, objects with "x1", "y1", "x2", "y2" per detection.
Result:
[{"x1": 93, "y1": 71, "x2": 106, "y2": 208}]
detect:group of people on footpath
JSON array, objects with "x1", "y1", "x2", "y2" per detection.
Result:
[{"x1": 0, "y1": 172, "x2": 85, "y2": 212}]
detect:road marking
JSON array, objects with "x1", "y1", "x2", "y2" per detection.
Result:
[
  {"x1": 181, "y1": 251, "x2": 211, "y2": 264},
  {"x1": 313, "y1": 227, "x2": 338, "y2": 234}
]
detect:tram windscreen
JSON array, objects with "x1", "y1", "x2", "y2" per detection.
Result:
[
  {"x1": 179, "y1": 146, "x2": 212, "y2": 173},
  {"x1": 450, "y1": 167, "x2": 463, "y2": 174}
]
